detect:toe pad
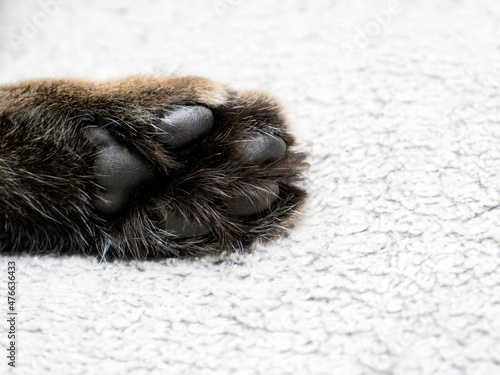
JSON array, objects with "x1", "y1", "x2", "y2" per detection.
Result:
[
  {"x1": 158, "y1": 106, "x2": 214, "y2": 148},
  {"x1": 229, "y1": 183, "x2": 280, "y2": 216},
  {"x1": 238, "y1": 134, "x2": 287, "y2": 163}
]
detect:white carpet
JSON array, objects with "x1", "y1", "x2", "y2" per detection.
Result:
[{"x1": 1, "y1": 0, "x2": 500, "y2": 374}]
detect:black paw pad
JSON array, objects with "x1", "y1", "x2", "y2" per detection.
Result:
[
  {"x1": 87, "y1": 128, "x2": 156, "y2": 215},
  {"x1": 163, "y1": 212, "x2": 210, "y2": 238},
  {"x1": 158, "y1": 106, "x2": 214, "y2": 147},
  {"x1": 229, "y1": 182, "x2": 280, "y2": 216},
  {"x1": 238, "y1": 134, "x2": 287, "y2": 163}
]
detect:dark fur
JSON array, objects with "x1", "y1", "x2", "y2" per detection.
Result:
[{"x1": 0, "y1": 76, "x2": 307, "y2": 259}]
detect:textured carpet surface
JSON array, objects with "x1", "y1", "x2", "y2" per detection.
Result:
[{"x1": 1, "y1": 0, "x2": 500, "y2": 374}]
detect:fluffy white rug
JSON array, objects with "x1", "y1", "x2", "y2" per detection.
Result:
[{"x1": 1, "y1": 0, "x2": 500, "y2": 374}]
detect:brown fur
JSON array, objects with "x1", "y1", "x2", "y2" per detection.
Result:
[{"x1": 0, "y1": 76, "x2": 307, "y2": 259}]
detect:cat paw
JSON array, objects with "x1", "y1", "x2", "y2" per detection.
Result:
[{"x1": 84, "y1": 78, "x2": 307, "y2": 258}]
